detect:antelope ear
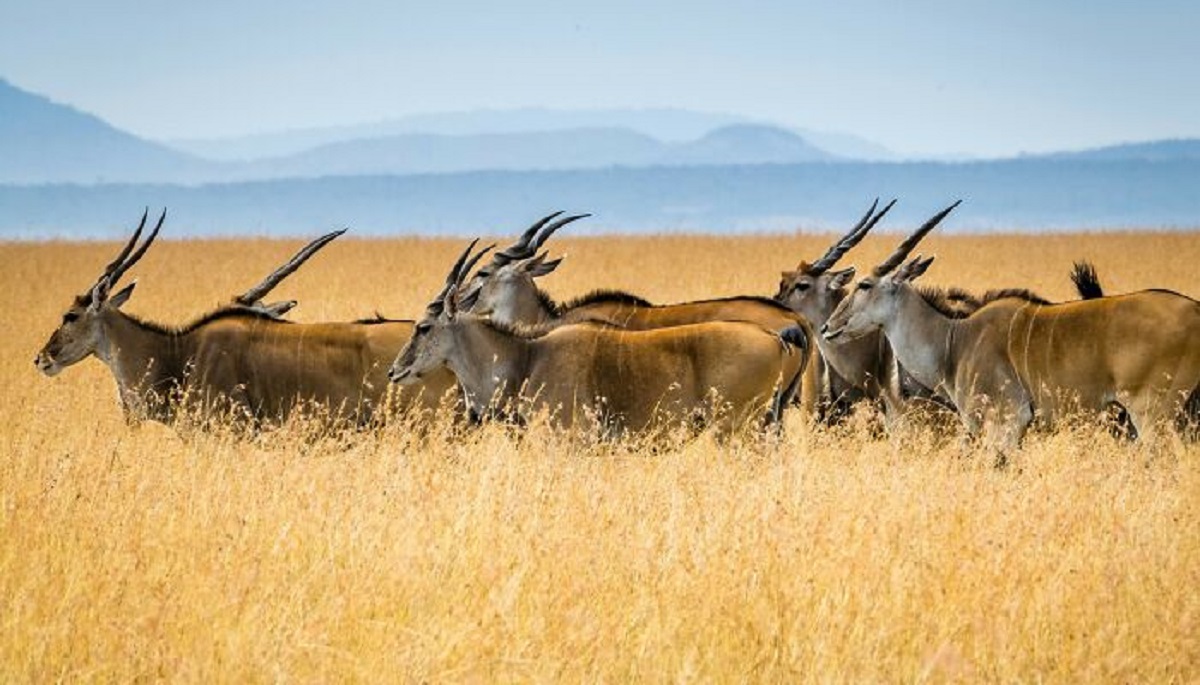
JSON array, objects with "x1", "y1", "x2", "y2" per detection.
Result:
[
  {"x1": 524, "y1": 251, "x2": 563, "y2": 277},
  {"x1": 828, "y1": 267, "x2": 856, "y2": 290},
  {"x1": 108, "y1": 281, "x2": 137, "y2": 309},
  {"x1": 897, "y1": 255, "x2": 935, "y2": 282}
]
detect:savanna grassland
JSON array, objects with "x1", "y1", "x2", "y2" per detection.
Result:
[{"x1": 2, "y1": 230, "x2": 1199, "y2": 682}]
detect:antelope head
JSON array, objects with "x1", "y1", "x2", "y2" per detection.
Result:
[
  {"x1": 36, "y1": 209, "x2": 165, "y2": 376},
  {"x1": 389, "y1": 239, "x2": 494, "y2": 385},
  {"x1": 823, "y1": 201, "x2": 961, "y2": 342},
  {"x1": 457, "y1": 211, "x2": 588, "y2": 320},
  {"x1": 776, "y1": 198, "x2": 895, "y2": 326}
]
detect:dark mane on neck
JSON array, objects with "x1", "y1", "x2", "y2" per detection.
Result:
[
  {"x1": 560, "y1": 289, "x2": 653, "y2": 313},
  {"x1": 534, "y1": 288, "x2": 564, "y2": 317},
  {"x1": 979, "y1": 288, "x2": 1051, "y2": 306},
  {"x1": 916, "y1": 285, "x2": 982, "y2": 319},
  {"x1": 479, "y1": 317, "x2": 561, "y2": 339},
  {"x1": 917, "y1": 285, "x2": 1052, "y2": 319},
  {"x1": 564, "y1": 291, "x2": 793, "y2": 313},
  {"x1": 124, "y1": 306, "x2": 287, "y2": 336},
  {"x1": 696, "y1": 294, "x2": 795, "y2": 312},
  {"x1": 354, "y1": 311, "x2": 409, "y2": 324},
  {"x1": 478, "y1": 315, "x2": 618, "y2": 340}
]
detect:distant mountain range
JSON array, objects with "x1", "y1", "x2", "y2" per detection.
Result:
[
  {"x1": 0, "y1": 79, "x2": 840, "y2": 183},
  {"x1": 4, "y1": 77, "x2": 1200, "y2": 188},
  {"x1": 3, "y1": 76, "x2": 1200, "y2": 235},
  {"x1": 225, "y1": 124, "x2": 835, "y2": 180},
  {"x1": 168, "y1": 108, "x2": 895, "y2": 162}
]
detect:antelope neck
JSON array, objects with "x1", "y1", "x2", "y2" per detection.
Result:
[
  {"x1": 446, "y1": 318, "x2": 534, "y2": 414},
  {"x1": 879, "y1": 285, "x2": 957, "y2": 396}
]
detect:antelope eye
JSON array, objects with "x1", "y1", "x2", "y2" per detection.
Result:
[
  {"x1": 794, "y1": 282, "x2": 811, "y2": 292},
  {"x1": 476, "y1": 269, "x2": 491, "y2": 279},
  {"x1": 416, "y1": 322, "x2": 433, "y2": 334},
  {"x1": 858, "y1": 282, "x2": 873, "y2": 291},
  {"x1": 63, "y1": 312, "x2": 79, "y2": 323}
]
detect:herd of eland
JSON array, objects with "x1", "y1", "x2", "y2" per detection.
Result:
[{"x1": 36, "y1": 204, "x2": 1200, "y2": 461}]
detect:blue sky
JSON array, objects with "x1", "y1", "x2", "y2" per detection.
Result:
[{"x1": 2, "y1": 0, "x2": 1197, "y2": 156}]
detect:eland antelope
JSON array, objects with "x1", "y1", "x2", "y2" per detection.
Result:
[
  {"x1": 389, "y1": 240, "x2": 810, "y2": 435},
  {"x1": 35, "y1": 212, "x2": 456, "y2": 425},
  {"x1": 776, "y1": 200, "x2": 971, "y2": 425},
  {"x1": 457, "y1": 211, "x2": 817, "y2": 410},
  {"x1": 777, "y1": 202, "x2": 1110, "y2": 428},
  {"x1": 822, "y1": 217, "x2": 1200, "y2": 458}
]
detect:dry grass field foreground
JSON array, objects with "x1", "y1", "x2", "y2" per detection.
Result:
[{"x1": 2, "y1": 230, "x2": 1199, "y2": 682}]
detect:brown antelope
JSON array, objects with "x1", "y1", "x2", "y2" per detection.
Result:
[
  {"x1": 457, "y1": 211, "x2": 816, "y2": 409},
  {"x1": 1063, "y1": 259, "x2": 1196, "y2": 438},
  {"x1": 389, "y1": 241, "x2": 810, "y2": 435},
  {"x1": 776, "y1": 198, "x2": 900, "y2": 420},
  {"x1": 822, "y1": 220, "x2": 1200, "y2": 458},
  {"x1": 35, "y1": 212, "x2": 456, "y2": 425}
]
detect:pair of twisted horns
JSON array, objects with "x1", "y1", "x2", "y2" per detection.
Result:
[
  {"x1": 490, "y1": 211, "x2": 590, "y2": 267},
  {"x1": 426, "y1": 211, "x2": 589, "y2": 312},
  {"x1": 93, "y1": 208, "x2": 166, "y2": 295},
  {"x1": 805, "y1": 198, "x2": 898, "y2": 275},
  {"x1": 872, "y1": 200, "x2": 962, "y2": 277},
  {"x1": 427, "y1": 238, "x2": 496, "y2": 313}
]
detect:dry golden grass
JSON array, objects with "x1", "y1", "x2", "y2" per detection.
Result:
[{"x1": 2, "y1": 230, "x2": 1199, "y2": 682}]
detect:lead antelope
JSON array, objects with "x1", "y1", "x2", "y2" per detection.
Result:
[
  {"x1": 35, "y1": 211, "x2": 457, "y2": 426},
  {"x1": 457, "y1": 211, "x2": 817, "y2": 410},
  {"x1": 822, "y1": 217, "x2": 1200, "y2": 460},
  {"x1": 389, "y1": 240, "x2": 810, "y2": 436}
]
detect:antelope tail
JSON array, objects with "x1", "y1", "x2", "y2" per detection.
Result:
[
  {"x1": 1070, "y1": 261, "x2": 1105, "y2": 300},
  {"x1": 770, "y1": 324, "x2": 811, "y2": 421},
  {"x1": 779, "y1": 325, "x2": 809, "y2": 353}
]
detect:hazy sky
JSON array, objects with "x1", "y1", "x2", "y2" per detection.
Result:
[{"x1": 2, "y1": 0, "x2": 1197, "y2": 156}]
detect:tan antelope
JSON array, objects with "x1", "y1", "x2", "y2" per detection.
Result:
[
  {"x1": 457, "y1": 211, "x2": 817, "y2": 409},
  {"x1": 822, "y1": 220, "x2": 1200, "y2": 459},
  {"x1": 1063, "y1": 259, "x2": 1195, "y2": 438},
  {"x1": 775, "y1": 198, "x2": 912, "y2": 422},
  {"x1": 389, "y1": 240, "x2": 810, "y2": 435},
  {"x1": 35, "y1": 212, "x2": 456, "y2": 426}
]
